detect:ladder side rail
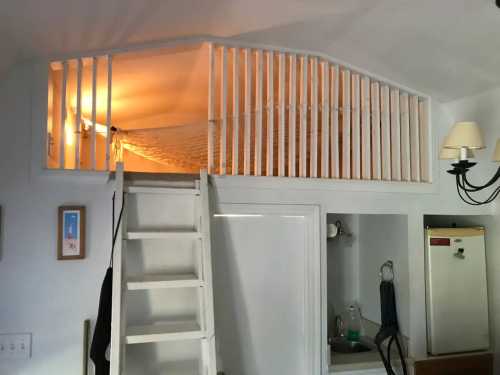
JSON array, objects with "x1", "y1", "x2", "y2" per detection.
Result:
[
  {"x1": 110, "y1": 162, "x2": 126, "y2": 375},
  {"x1": 200, "y1": 170, "x2": 217, "y2": 375}
]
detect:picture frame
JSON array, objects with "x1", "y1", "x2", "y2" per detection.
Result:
[{"x1": 58, "y1": 206, "x2": 86, "y2": 260}]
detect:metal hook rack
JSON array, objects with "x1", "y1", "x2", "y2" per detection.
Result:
[{"x1": 380, "y1": 260, "x2": 394, "y2": 282}]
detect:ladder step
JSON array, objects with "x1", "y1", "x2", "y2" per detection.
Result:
[
  {"x1": 125, "y1": 230, "x2": 201, "y2": 240},
  {"x1": 126, "y1": 321, "x2": 204, "y2": 344},
  {"x1": 127, "y1": 274, "x2": 204, "y2": 290},
  {"x1": 125, "y1": 186, "x2": 200, "y2": 195}
]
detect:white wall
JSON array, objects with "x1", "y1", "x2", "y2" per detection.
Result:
[
  {"x1": 358, "y1": 215, "x2": 409, "y2": 337},
  {"x1": 326, "y1": 214, "x2": 359, "y2": 322},
  {"x1": 0, "y1": 58, "x2": 498, "y2": 375},
  {"x1": 0, "y1": 64, "x2": 113, "y2": 375}
]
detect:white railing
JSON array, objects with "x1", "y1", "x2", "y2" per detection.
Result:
[
  {"x1": 207, "y1": 42, "x2": 430, "y2": 182},
  {"x1": 46, "y1": 38, "x2": 430, "y2": 183},
  {"x1": 47, "y1": 56, "x2": 113, "y2": 171}
]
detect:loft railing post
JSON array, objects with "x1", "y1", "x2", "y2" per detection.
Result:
[
  {"x1": 59, "y1": 61, "x2": 68, "y2": 169},
  {"x1": 208, "y1": 43, "x2": 216, "y2": 174},
  {"x1": 91, "y1": 57, "x2": 97, "y2": 170},
  {"x1": 220, "y1": 46, "x2": 228, "y2": 175},
  {"x1": 232, "y1": 48, "x2": 240, "y2": 175},
  {"x1": 75, "y1": 58, "x2": 83, "y2": 170},
  {"x1": 106, "y1": 55, "x2": 113, "y2": 171}
]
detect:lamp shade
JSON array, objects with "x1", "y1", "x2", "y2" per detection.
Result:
[
  {"x1": 439, "y1": 145, "x2": 474, "y2": 160},
  {"x1": 494, "y1": 139, "x2": 500, "y2": 162},
  {"x1": 443, "y1": 121, "x2": 485, "y2": 150}
]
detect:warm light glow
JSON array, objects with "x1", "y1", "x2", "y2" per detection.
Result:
[
  {"x1": 71, "y1": 91, "x2": 110, "y2": 118},
  {"x1": 65, "y1": 123, "x2": 75, "y2": 146},
  {"x1": 439, "y1": 145, "x2": 474, "y2": 160},
  {"x1": 82, "y1": 117, "x2": 109, "y2": 135}
]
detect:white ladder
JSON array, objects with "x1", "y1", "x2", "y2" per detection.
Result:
[{"x1": 110, "y1": 163, "x2": 217, "y2": 375}]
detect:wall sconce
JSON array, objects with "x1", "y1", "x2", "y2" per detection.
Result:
[{"x1": 444, "y1": 121, "x2": 500, "y2": 205}]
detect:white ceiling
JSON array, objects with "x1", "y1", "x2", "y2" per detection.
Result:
[{"x1": 2, "y1": 0, "x2": 500, "y2": 102}]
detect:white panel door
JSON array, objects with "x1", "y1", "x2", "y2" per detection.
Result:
[{"x1": 212, "y1": 204, "x2": 320, "y2": 375}]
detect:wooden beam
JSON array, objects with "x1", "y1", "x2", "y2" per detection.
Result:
[
  {"x1": 208, "y1": 43, "x2": 216, "y2": 174},
  {"x1": 105, "y1": 55, "x2": 112, "y2": 171},
  {"x1": 75, "y1": 58, "x2": 83, "y2": 170},
  {"x1": 330, "y1": 65, "x2": 340, "y2": 178},
  {"x1": 310, "y1": 57, "x2": 318, "y2": 178},
  {"x1": 244, "y1": 48, "x2": 252, "y2": 175},
  {"x1": 409, "y1": 95, "x2": 421, "y2": 182},
  {"x1": 255, "y1": 49, "x2": 263, "y2": 176},
  {"x1": 390, "y1": 88, "x2": 401, "y2": 181},
  {"x1": 278, "y1": 52, "x2": 286, "y2": 177},
  {"x1": 400, "y1": 92, "x2": 411, "y2": 181},
  {"x1": 266, "y1": 51, "x2": 274, "y2": 176},
  {"x1": 220, "y1": 46, "x2": 228, "y2": 175},
  {"x1": 351, "y1": 73, "x2": 361, "y2": 179},
  {"x1": 361, "y1": 76, "x2": 371, "y2": 180},
  {"x1": 341, "y1": 69, "x2": 351, "y2": 179},
  {"x1": 288, "y1": 54, "x2": 297, "y2": 177},
  {"x1": 299, "y1": 56, "x2": 308, "y2": 177},
  {"x1": 321, "y1": 61, "x2": 330, "y2": 178},
  {"x1": 59, "y1": 61, "x2": 68, "y2": 169},
  {"x1": 371, "y1": 82, "x2": 381, "y2": 180},
  {"x1": 232, "y1": 48, "x2": 240, "y2": 175},
  {"x1": 380, "y1": 85, "x2": 391, "y2": 180},
  {"x1": 91, "y1": 56, "x2": 97, "y2": 171}
]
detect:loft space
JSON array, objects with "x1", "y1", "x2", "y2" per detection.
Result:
[
  {"x1": 45, "y1": 38, "x2": 431, "y2": 183},
  {"x1": 47, "y1": 45, "x2": 209, "y2": 173}
]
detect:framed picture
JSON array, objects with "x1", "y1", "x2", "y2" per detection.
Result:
[{"x1": 58, "y1": 206, "x2": 85, "y2": 260}]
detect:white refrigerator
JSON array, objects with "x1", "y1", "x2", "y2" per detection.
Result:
[{"x1": 425, "y1": 227, "x2": 489, "y2": 355}]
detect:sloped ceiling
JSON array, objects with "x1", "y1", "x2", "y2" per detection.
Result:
[{"x1": 1, "y1": 0, "x2": 500, "y2": 101}]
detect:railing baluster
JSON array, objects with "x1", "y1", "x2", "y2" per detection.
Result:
[
  {"x1": 321, "y1": 61, "x2": 329, "y2": 178},
  {"x1": 400, "y1": 92, "x2": 411, "y2": 181},
  {"x1": 255, "y1": 50, "x2": 263, "y2": 176},
  {"x1": 278, "y1": 53, "x2": 286, "y2": 177},
  {"x1": 232, "y1": 48, "x2": 240, "y2": 175},
  {"x1": 91, "y1": 57, "x2": 97, "y2": 171},
  {"x1": 390, "y1": 88, "x2": 401, "y2": 181},
  {"x1": 330, "y1": 65, "x2": 340, "y2": 178},
  {"x1": 75, "y1": 58, "x2": 82, "y2": 170},
  {"x1": 299, "y1": 56, "x2": 308, "y2": 178},
  {"x1": 310, "y1": 57, "x2": 318, "y2": 178},
  {"x1": 361, "y1": 76, "x2": 371, "y2": 180},
  {"x1": 208, "y1": 43, "x2": 216, "y2": 174},
  {"x1": 419, "y1": 99, "x2": 430, "y2": 182},
  {"x1": 342, "y1": 69, "x2": 351, "y2": 179},
  {"x1": 106, "y1": 55, "x2": 112, "y2": 171},
  {"x1": 371, "y1": 82, "x2": 381, "y2": 180},
  {"x1": 409, "y1": 95, "x2": 421, "y2": 182},
  {"x1": 351, "y1": 73, "x2": 361, "y2": 179},
  {"x1": 266, "y1": 51, "x2": 274, "y2": 176},
  {"x1": 244, "y1": 48, "x2": 252, "y2": 176},
  {"x1": 59, "y1": 61, "x2": 68, "y2": 169},
  {"x1": 220, "y1": 46, "x2": 228, "y2": 175},
  {"x1": 288, "y1": 55, "x2": 297, "y2": 177},
  {"x1": 380, "y1": 85, "x2": 391, "y2": 180}
]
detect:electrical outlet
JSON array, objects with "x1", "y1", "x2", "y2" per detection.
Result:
[{"x1": 0, "y1": 334, "x2": 31, "y2": 360}]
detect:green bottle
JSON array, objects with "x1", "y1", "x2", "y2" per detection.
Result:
[{"x1": 346, "y1": 304, "x2": 361, "y2": 342}]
